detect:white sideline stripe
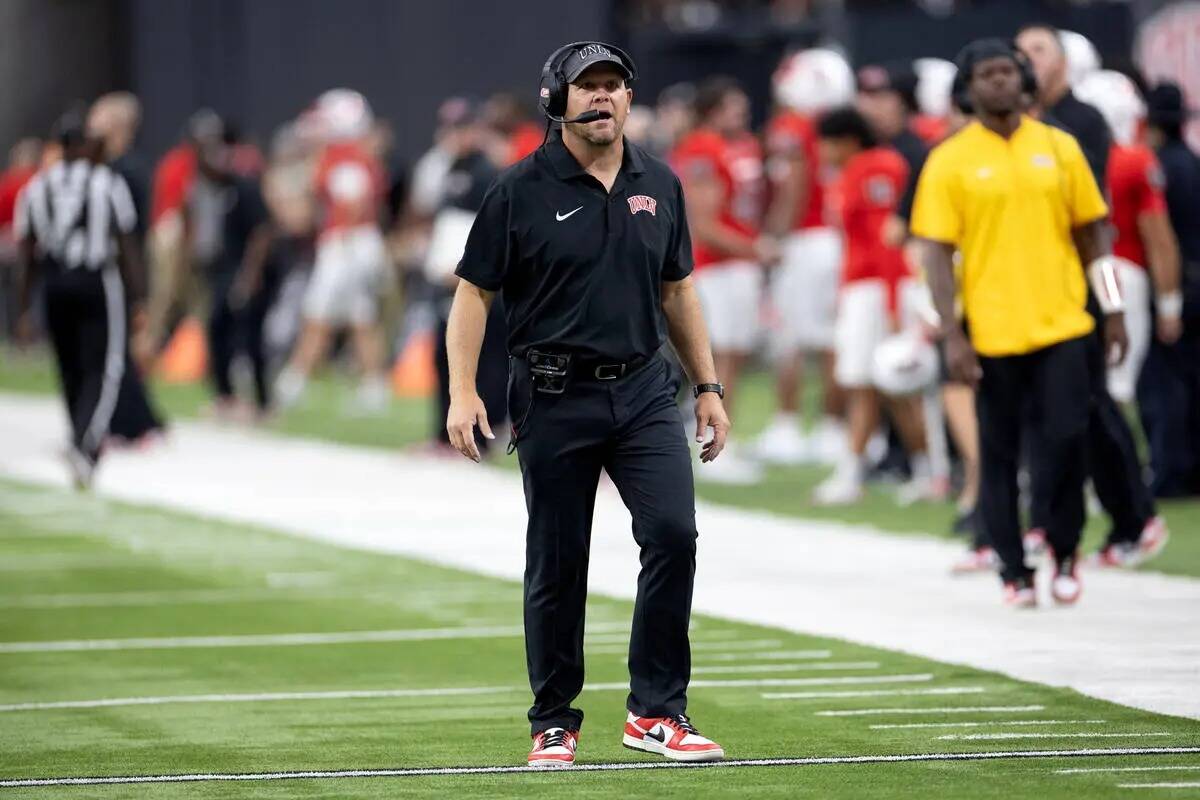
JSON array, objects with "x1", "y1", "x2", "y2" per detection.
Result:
[
  {"x1": 0, "y1": 588, "x2": 346, "y2": 609},
  {"x1": 3, "y1": 747, "x2": 1198, "y2": 787},
  {"x1": 695, "y1": 650, "x2": 833, "y2": 662},
  {"x1": 0, "y1": 676, "x2": 929, "y2": 713},
  {"x1": 590, "y1": 675, "x2": 933, "y2": 692},
  {"x1": 871, "y1": 719, "x2": 1106, "y2": 730},
  {"x1": 0, "y1": 687, "x2": 520, "y2": 712},
  {"x1": 1118, "y1": 783, "x2": 1200, "y2": 789},
  {"x1": 691, "y1": 662, "x2": 878, "y2": 674},
  {"x1": 0, "y1": 622, "x2": 629, "y2": 654},
  {"x1": 1057, "y1": 767, "x2": 1200, "y2": 774},
  {"x1": 937, "y1": 732, "x2": 1173, "y2": 741},
  {"x1": 818, "y1": 705, "x2": 1044, "y2": 717},
  {"x1": 690, "y1": 639, "x2": 784, "y2": 651},
  {"x1": 766, "y1": 687, "x2": 984, "y2": 700}
]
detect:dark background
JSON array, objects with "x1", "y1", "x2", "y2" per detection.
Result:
[{"x1": 0, "y1": 0, "x2": 1177, "y2": 166}]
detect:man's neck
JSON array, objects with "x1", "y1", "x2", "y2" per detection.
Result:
[
  {"x1": 561, "y1": 130, "x2": 623, "y2": 177},
  {"x1": 979, "y1": 110, "x2": 1023, "y2": 139},
  {"x1": 1041, "y1": 80, "x2": 1069, "y2": 109}
]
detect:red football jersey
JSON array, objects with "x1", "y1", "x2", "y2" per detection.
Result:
[
  {"x1": 670, "y1": 128, "x2": 763, "y2": 269},
  {"x1": 1107, "y1": 143, "x2": 1167, "y2": 268},
  {"x1": 151, "y1": 145, "x2": 196, "y2": 226},
  {"x1": 833, "y1": 147, "x2": 911, "y2": 306},
  {"x1": 765, "y1": 110, "x2": 825, "y2": 231},
  {"x1": 314, "y1": 141, "x2": 384, "y2": 235}
]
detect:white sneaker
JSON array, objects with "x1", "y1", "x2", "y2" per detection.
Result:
[
  {"x1": 752, "y1": 415, "x2": 809, "y2": 465},
  {"x1": 352, "y1": 377, "x2": 390, "y2": 415},
  {"x1": 810, "y1": 417, "x2": 847, "y2": 465},
  {"x1": 274, "y1": 368, "x2": 306, "y2": 410},
  {"x1": 813, "y1": 471, "x2": 864, "y2": 505},
  {"x1": 697, "y1": 444, "x2": 763, "y2": 485}
]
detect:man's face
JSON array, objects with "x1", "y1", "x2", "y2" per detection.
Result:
[
  {"x1": 564, "y1": 64, "x2": 631, "y2": 146},
  {"x1": 711, "y1": 90, "x2": 750, "y2": 137},
  {"x1": 817, "y1": 136, "x2": 853, "y2": 169},
  {"x1": 1016, "y1": 28, "x2": 1064, "y2": 96},
  {"x1": 969, "y1": 56, "x2": 1024, "y2": 116},
  {"x1": 856, "y1": 89, "x2": 905, "y2": 139}
]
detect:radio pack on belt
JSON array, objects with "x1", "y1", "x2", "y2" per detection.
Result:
[{"x1": 528, "y1": 350, "x2": 572, "y2": 394}]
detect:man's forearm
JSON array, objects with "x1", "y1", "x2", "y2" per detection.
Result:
[
  {"x1": 118, "y1": 233, "x2": 146, "y2": 304},
  {"x1": 1138, "y1": 211, "x2": 1182, "y2": 297},
  {"x1": 919, "y1": 239, "x2": 960, "y2": 338},
  {"x1": 1071, "y1": 219, "x2": 1110, "y2": 266},
  {"x1": 692, "y1": 218, "x2": 759, "y2": 262},
  {"x1": 661, "y1": 278, "x2": 717, "y2": 384},
  {"x1": 446, "y1": 280, "x2": 494, "y2": 396}
]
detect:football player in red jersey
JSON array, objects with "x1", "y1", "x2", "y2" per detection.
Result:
[
  {"x1": 275, "y1": 90, "x2": 391, "y2": 412},
  {"x1": 1076, "y1": 70, "x2": 1183, "y2": 405},
  {"x1": 813, "y1": 108, "x2": 932, "y2": 506},
  {"x1": 670, "y1": 76, "x2": 773, "y2": 483},
  {"x1": 754, "y1": 48, "x2": 856, "y2": 466}
]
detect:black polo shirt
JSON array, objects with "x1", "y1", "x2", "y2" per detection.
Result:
[
  {"x1": 1045, "y1": 90, "x2": 1111, "y2": 187},
  {"x1": 455, "y1": 134, "x2": 693, "y2": 361}
]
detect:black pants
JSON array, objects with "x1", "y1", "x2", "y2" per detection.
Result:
[
  {"x1": 1030, "y1": 321, "x2": 1156, "y2": 545},
  {"x1": 978, "y1": 336, "x2": 1090, "y2": 582},
  {"x1": 208, "y1": 269, "x2": 278, "y2": 410},
  {"x1": 512, "y1": 354, "x2": 697, "y2": 735},
  {"x1": 43, "y1": 265, "x2": 126, "y2": 464},
  {"x1": 433, "y1": 291, "x2": 507, "y2": 451},
  {"x1": 1138, "y1": 331, "x2": 1200, "y2": 497}
]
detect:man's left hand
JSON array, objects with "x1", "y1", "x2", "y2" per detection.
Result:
[
  {"x1": 694, "y1": 392, "x2": 730, "y2": 463},
  {"x1": 1104, "y1": 312, "x2": 1129, "y2": 366}
]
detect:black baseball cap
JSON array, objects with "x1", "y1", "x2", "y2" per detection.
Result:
[
  {"x1": 1146, "y1": 82, "x2": 1194, "y2": 126},
  {"x1": 857, "y1": 62, "x2": 919, "y2": 112},
  {"x1": 560, "y1": 42, "x2": 632, "y2": 83}
]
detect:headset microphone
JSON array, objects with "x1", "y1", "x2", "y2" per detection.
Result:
[{"x1": 547, "y1": 109, "x2": 611, "y2": 125}]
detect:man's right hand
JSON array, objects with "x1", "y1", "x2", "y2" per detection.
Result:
[
  {"x1": 945, "y1": 330, "x2": 982, "y2": 389},
  {"x1": 446, "y1": 391, "x2": 494, "y2": 463}
]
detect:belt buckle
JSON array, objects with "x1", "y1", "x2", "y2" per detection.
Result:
[{"x1": 593, "y1": 363, "x2": 625, "y2": 381}]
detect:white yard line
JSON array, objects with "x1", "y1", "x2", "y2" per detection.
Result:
[
  {"x1": 1117, "y1": 783, "x2": 1200, "y2": 789},
  {"x1": 1, "y1": 393, "x2": 1197, "y2": 719},
  {"x1": 0, "y1": 622, "x2": 627, "y2": 654},
  {"x1": 818, "y1": 705, "x2": 1045, "y2": 717},
  {"x1": 937, "y1": 732, "x2": 1174, "y2": 741},
  {"x1": 0, "y1": 587, "x2": 347, "y2": 609},
  {"x1": 3, "y1": 748, "x2": 1199, "y2": 788},
  {"x1": 871, "y1": 720, "x2": 1106, "y2": 730},
  {"x1": 1057, "y1": 766, "x2": 1200, "y2": 774},
  {"x1": 691, "y1": 662, "x2": 878, "y2": 674},
  {"x1": 767, "y1": 687, "x2": 985, "y2": 700},
  {"x1": 694, "y1": 650, "x2": 833, "y2": 661}
]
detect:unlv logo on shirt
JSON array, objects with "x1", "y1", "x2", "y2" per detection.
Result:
[{"x1": 627, "y1": 195, "x2": 657, "y2": 216}]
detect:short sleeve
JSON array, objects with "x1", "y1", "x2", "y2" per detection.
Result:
[
  {"x1": 663, "y1": 177, "x2": 694, "y2": 281},
  {"x1": 454, "y1": 180, "x2": 511, "y2": 291},
  {"x1": 1060, "y1": 133, "x2": 1109, "y2": 226},
  {"x1": 108, "y1": 173, "x2": 138, "y2": 234},
  {"x1": 910, "y1": 148, "x2": 962, "y2": 244}
]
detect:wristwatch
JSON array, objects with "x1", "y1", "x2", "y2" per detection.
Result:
[{"x1": 693, "y1": 383, "x2": 724, "y2": 399}]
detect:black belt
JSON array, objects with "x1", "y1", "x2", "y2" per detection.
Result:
[{"x1": 524, "y1": 350, "x2": 650, "y2": 394}]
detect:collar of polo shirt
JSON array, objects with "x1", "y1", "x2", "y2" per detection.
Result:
[{"x1": 545, "y1": 134, "x2": 646, "y2": 181}]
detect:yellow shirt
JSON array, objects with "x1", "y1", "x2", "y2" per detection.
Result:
[{"x1": 911, "y1": 116, "x2": 1108, "y2": 357}]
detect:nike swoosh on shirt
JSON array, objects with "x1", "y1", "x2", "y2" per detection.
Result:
[{"x1": 556, "y1": 206, "x2": 583, "y2": 221}]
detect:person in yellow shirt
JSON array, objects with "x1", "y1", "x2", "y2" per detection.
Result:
[{"x1": 912, "y1": 38, "x2": 1128, "y2": 608}]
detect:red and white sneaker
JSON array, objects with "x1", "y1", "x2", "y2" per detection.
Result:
[
  {"x1": 1090, "y1": 516, "x2": 1170, "y2": 569},
  {"x1": 1023, "y1": 528, "x2": 1048, "y2": 562},
  {"x1": 951, "y1": 546, "x2": 999, "y2": 574},
  {"x1": 527, "y1": 727, "x2": 578, "y2": 768},
  {"x1": 623, "y1": 712, "x2": 724, "y2": 762},
  {"x1": 1002, "y1": 575, "x2": 1037, "y2": 608},
  {"x1": 1051, "y1": 553, "x2": 1082, "y2": 605}
]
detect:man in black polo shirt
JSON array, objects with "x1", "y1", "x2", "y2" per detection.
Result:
[
  {"x1": 1017, "y1": 23, "x2": 1162, "y2": 559},
  {"x1": 446, "y1": 41, "x2": 728, "y2": 768}
]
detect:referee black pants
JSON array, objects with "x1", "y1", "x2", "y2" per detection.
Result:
[
  {"x1": 43, "y1": 265, "x2": 126, "y2": 465},
  {"x1": 511, "y1": 354, "x2": 697, "y2": 735},
  {"x1": 978, "y1": 336, "x2": 1089, "y2": 582}
]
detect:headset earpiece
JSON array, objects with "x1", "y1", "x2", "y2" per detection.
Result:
[{"x1": 538, "y1": 41, "x2": 639, "y2": 121}]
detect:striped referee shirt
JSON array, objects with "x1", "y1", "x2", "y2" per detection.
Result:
[{"x1": 14, "y1": 159, "x2": 138, "y2": 270}]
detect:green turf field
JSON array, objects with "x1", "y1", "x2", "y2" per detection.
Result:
[
  {"x1": 3, "y1": 345, "x2": 1198, "y2": 579},
  {"x1": 0, "y1": 479, "x2": 1198, "y2": 798}
]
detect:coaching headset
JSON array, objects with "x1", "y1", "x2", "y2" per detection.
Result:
[
  {"x1": 538, "y1": 41, "x2": 639, "y2": 125},
  {"x1": 951, "y1": 38, "x2": 1037, "y2": 115}
]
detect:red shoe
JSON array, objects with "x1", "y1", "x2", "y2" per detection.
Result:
[
  {"x1": 1051, "y1": 553, "x2": 1082, "y2": 605},
  {"x1": 1002, "y1": 575, "x2": 1037, "y2": 608},
  {"x1": 527, "y1": 727, "x2": 578, "y2": 768},
  {"x1": 623, "y1": 712, "x2": 724, "y2": 762},
  {"x1": 951, "y1": 547, "x2": 999, "y2": 574},
  {"x1": 1089, "y1": 516, "x2": 1170, "y2": 569}
]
